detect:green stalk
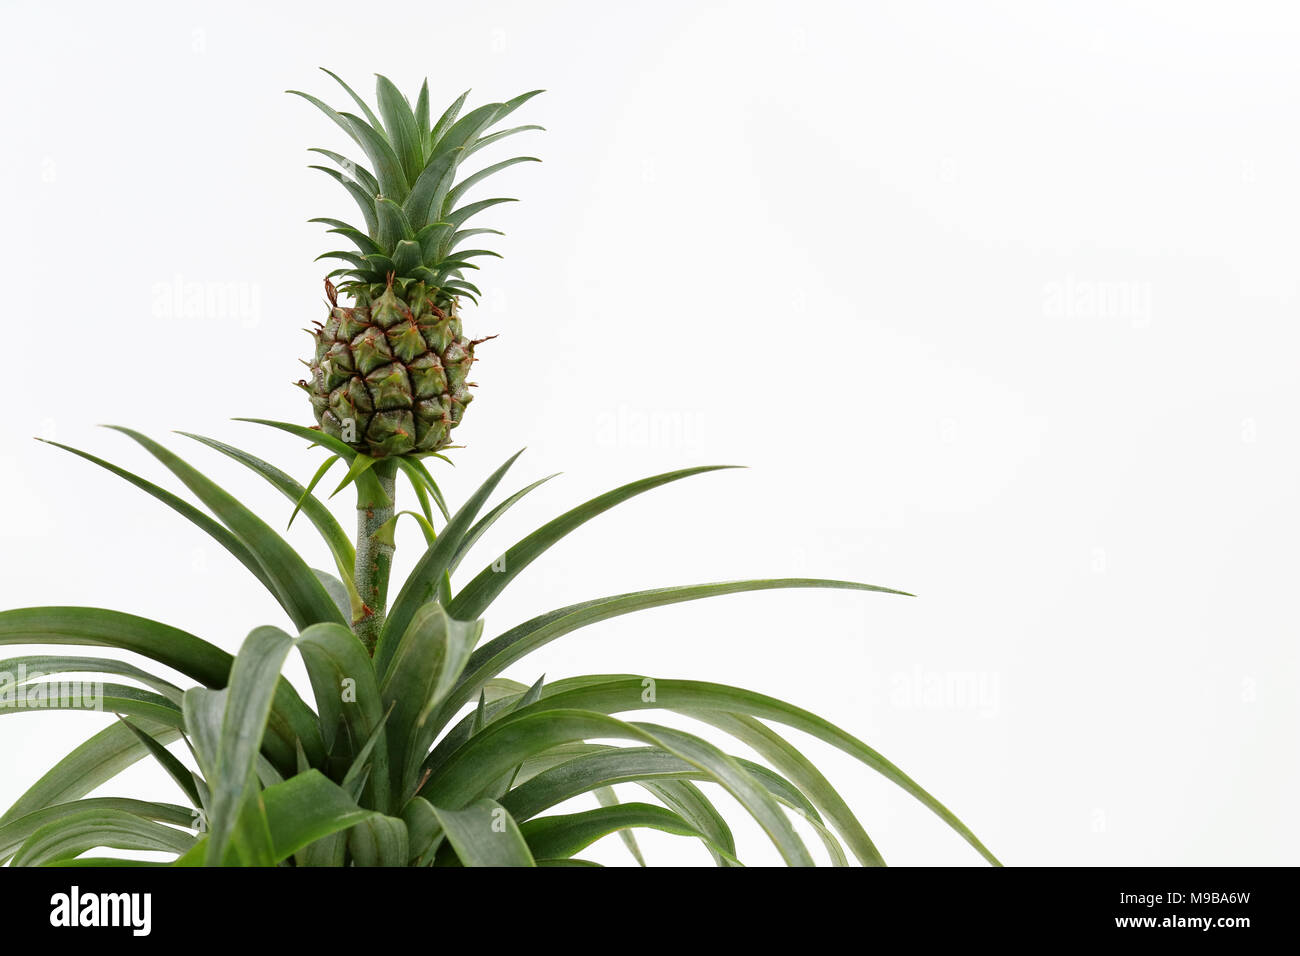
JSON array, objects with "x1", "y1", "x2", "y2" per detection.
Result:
[{"x1": 354, "y1": 460, "x2": 398, "y2": 653}]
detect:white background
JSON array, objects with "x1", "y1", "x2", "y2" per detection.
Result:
[{"x1": 2, "y1": 0, "x2": 1297, "y2": 866}]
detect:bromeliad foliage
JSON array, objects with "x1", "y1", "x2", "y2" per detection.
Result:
[{"x1": 0, "y1": 72, "x2": 1000, "y2": 867}]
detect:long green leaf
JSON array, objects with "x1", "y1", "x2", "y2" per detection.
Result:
[
  {"x1": 178, "y1": 433, "x2": 354, "y2": 580},
  {"x1": 0, "y1": 653, "x2": 182, "y2": 703},
  {"x1": 0, "y1": 721, "x2": 182, "y2": 827},
  {"x1": 461, "y1": 124, "x2": 544, "y2": 162},
  {"x1": 0, "y1": 681, "x2": 181, "y2": 726},
  {"x1": 314, "y1": 568, "x2": 360, "y2": 622},
  {"x1": 445, "y1": 156, "x2": 540, "y2": 210},
  {"x1": 37, "y1": 439, "x2": 279, "y2": 600},
  {"x1": 430, "y1": 90, "x2": 469, "y2": 146},
  {"x1": 448, "y1": 473, "x2": 558, "y2": 575},
  {"x1": 319, "y1": 68, "x2": 382, "y2": 130},
  {"x1": 288, "y1": 89, "x2": 364, "y2": 148},
  {"x1": 117, "y1": 718, "x2": 203, "y2": 807},
  {"x1": 497, "y1": 743, "x2": 805, "y2": 866},
  {"x1": 308, "y1": 147, "x2": 380, "y2": 194},
  {"x1": 0, "y1": 607, "x2": 231, "y2": 687},
  {"x1": 105, "y1": 427, "x2": 344, "y2": 630},
  {"x1": 403, "y1": 145, "x2": 463, "y2": 230},
  {"x1": 394, "y1": 456, "x2": 450, "y2": 521},
  {"x1": 447, "y1": 465, "x2": 739, "y2": 621}
]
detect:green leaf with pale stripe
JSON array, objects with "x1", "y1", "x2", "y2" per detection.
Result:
[
  {"x1": 12, "y1": 809, "x2": 194, "y2": 867},
  {"x1": 520, "y1": 802, "x2": 708, "y2": 862},
  {"x1": 187, "y1": 626, "x2": 294, "y2": 867},
  {"x1": 349, "y1": 814, "x2": 409, "y2": 866},
  {"x1": 379, "y1": 602, "x2": 482, "y2": 800},
  {"x1": 375, "y1": 74, "x2": 425, "y2": 183},
  {"x1": 339, "y1": 111, "x2": 408, "y2": 201},
  {"x1": 593, "y1": 787, "x2": 646, "y2": 865},
  {"x1": 430, "y1": 798, "x2": 534, "y2": 867},
  {"x1": 430, "y1": 90, "x2": 469, "y2": 146},
  {"x1": 296, "y1": 623, "x2": 391, "y2": 813},
  {"x1": 264, "y1": 770, "x2": 373, "y2": 861},
  {"x1": 640, "y1": 780, "x2": 739, "y2": 866},
  {"x1": 0, "y1": 606, "x2": 322, "y2": 775}
]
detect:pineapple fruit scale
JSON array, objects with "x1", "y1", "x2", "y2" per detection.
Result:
[{"x1": 291, "y1": 69, "x2": 542, "y2": 458}]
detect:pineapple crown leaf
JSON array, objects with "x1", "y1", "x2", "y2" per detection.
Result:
[{"x1": 293, "y1": 70, "x2": 542, "y2": 296}]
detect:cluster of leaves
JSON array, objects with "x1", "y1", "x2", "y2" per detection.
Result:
[
  {"x1": 292, "y1": 69, "x2": 541, "y2": 300},
  {"x1": 0, "y1": 422, "x2": 1000, "y2": 866}
]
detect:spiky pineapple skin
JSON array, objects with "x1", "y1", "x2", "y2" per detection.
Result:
[{"x1": 303, "y1": 278, "x2": 475, "y2": 457}]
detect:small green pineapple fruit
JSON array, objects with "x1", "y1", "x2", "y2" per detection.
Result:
[
  {"x1": 292, "y1": 70, "x2": 541, "y2": 457},
  {"x1": 306, "y1": 276, "x2": 477, "y2": 456}
]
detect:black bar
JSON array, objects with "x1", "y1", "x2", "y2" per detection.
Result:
[{"x1": 0, "y1": 865, "x2": 1288, "y2": 942}]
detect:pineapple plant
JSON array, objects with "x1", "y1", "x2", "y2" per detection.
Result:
[{"x1": 0, "y1": 71, "x2": 999, "y2": 867}]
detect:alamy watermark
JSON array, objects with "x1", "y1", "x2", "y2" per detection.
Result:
[
  {"x1": 594, "y1": 404, "x2": 704, "y2": 450},
  {"x1": 151, "y1": 274, "x2": 262, "y2": 327},
  {"x1": 1043, "y1": 274, "x2": 1153, "y2": 328},
  {"x1": 50, "y1": 886, "x2": 151, "y2": 936},
  {"x1": 0, "y1": 665, "x2": 103, "y2": 711},
  {"x1": 889, "y1": 666, "x2": 1001, "y2": 718}
]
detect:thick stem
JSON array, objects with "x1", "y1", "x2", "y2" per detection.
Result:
[{"x1": 353, "y1": 459, "x2": 398, "y2": 654}]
